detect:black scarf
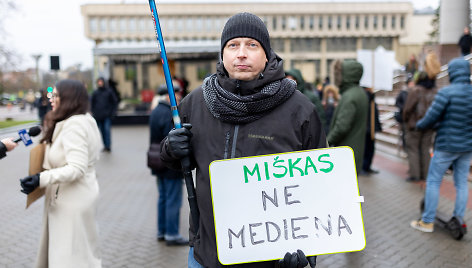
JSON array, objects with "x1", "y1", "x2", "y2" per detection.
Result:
[{"x1": 202, "y1": 74, "x2": 296, "y2": 124}]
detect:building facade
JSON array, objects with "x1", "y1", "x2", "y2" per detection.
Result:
[{"x1": 81, "y1": 1, "x2": 430, "y2": 98}]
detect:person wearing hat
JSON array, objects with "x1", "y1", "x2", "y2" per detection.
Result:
[
  {"x1": 160, "y1": 12, "x2": 324, "y2": 267},
  {"x1": 149, "y1": 83, "x2": 188, "y2": 246}
]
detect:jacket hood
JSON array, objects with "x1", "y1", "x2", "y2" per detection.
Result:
[
  {"x1": 448, "y1": 58, "x2": 471, "y2": 84},
  {"x1": 216, "y1": 50, "x2": 286, "y2": 96},
  {"x1": 285, "y1": 69, "x2": 305, "y2": 92},
  {"x1": 340, "y1": 60, "x2": 363, "y2": 93}
]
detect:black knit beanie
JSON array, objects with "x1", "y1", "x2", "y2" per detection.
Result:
[{"x1": 220, "y1": 12, "x2": 271, "y2": 60}]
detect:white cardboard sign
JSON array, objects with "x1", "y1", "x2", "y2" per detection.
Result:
[{"x1": 209, "y1": 146, "x2": 365, "y2": 265}]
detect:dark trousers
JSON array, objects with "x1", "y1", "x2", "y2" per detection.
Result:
[{"x1": 363, "y1": 133, "x2": 375, "y2": 172}]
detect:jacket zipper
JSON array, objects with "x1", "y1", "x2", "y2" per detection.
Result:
[
  {"x1": 231, "y1": 125, "x2": 239, "y2": 158},
  {"x1": 224, "y1": 131, "x2": 231, "y2": 159}
]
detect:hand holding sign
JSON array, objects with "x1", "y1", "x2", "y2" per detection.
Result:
[{"x1": 209, "y1": 146, "x2": 365, "y2": 265}]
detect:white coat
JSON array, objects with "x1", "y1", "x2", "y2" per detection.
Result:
[{"x1": 36, "y1": 113, "x2": 102, "y2": 268}]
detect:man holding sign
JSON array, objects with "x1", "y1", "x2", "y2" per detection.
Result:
[{"x1": 161, "y1": 12, "x2": 326, "y2": 267}]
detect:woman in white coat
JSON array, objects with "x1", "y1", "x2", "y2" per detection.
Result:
[{"x1": 20, "y1": 79, "x2": 102, "y2": 268}]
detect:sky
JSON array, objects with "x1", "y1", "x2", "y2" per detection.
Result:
[{"x1": 3, "y1": 0, "x2": 439, "y2": 71}]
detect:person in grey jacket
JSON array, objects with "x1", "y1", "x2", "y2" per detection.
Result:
[
  {"x1": 410, "y1": 57, "x2": 472, "y2": 233},
  {"x1": 161, "y1": 12, "x2": 324, "y2": 268}
]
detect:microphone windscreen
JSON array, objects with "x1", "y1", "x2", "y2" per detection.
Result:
[{"x1": 28, "y1": 126, "x2": 41, "y2": 137}]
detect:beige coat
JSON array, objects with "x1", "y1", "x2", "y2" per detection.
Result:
[{"x1": 36, "y1": 113, "x2": 102, "y2": 268}]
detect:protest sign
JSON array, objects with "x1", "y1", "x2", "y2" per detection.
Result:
[{"x1": 209, "y1": 146, "x2": 365, "y2": 265}]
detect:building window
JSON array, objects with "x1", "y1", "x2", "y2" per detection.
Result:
[
  {"x1": 400, "y1": 15, "x2": 405, "y2": 29},
  {"x1": 281, "y1": 16, "x2": 287, "y2": 30},
  {"x1": 109, "y1": 18, "x2": 117, "y2": 33},
  {"x1": 328, "y1": 16, "x2": 332, "y2": 29},
  {"x1": 290, "y1": 38, "x2": 321, "y2": 52},
  {"x1": 89, "y1": 17, "x2": 98, "y2": 33},
  {"x1": 272, "y1": 17, "x2": 277, "y2": 31},
  {"x1": 177, "y1": 18, "x2": 184, "y2": 32},
  {"x1": 346, "y1": 16, "x2": 351, "y2": 29},
  {"x1": 373, "y1": 16, "x2": 378, "y2": 29},
  {"x1": 391, "y1": 15, "x2": 396, "y2": 29},
  {"x1": 195, "y1": 17, "x2": 203, "y2": 32},
  {"x1": 382, "y1": 16, "x2": 387, "y2": 29},
  {"x1": 129, "y1": 18, "x2": 137, "y2": 33},
  {"x1": 362, "y1": 37, "x2": 393, "y2": 50},
  {"x1": 185, "y1": 18, "x2": 194, "y2": 32},
  {"x1": 318, "y1": 16, "x2": 323, "y2": 29},
  {"x1": 364, "y1": 16, "x2": 369, "y2": 29},
  {"x1": 288, "y1": 16, "x2": 297, "y2": 30},
  {"x1": 355, "y1": 16, "x2": 360, "y2": 29},
  {"x1": 99, "y1": 18, "x2": 107, "y2": 33},
  {"x1": 326, "y1": 37, "x2": 357, "y2": 52},
  {"x1": 205, "y1": 17, "x2": 212, "y2": 32},
  {"x1": 120, "y1": 18, "x2": 126, "y2": 33},
  {"x1": 271, "y1": 38, "x2": 285, "y2": 53},
  {"x1": 300, "y1": 16, "x2": 305, "y2": 30},
  {"x1": 337, "y1": 15, "x2": 342, "y2": 30},
  {"x1": 309, "y1": 16, "x2": 315, "y2": 30}
]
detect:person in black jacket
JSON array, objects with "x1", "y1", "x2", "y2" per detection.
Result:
[
  {"x1": 0, "y1": 137, "x2": 17, "y2": 159},
  {"x1": 161, "y1": 12, "x2": 323, "y2": 268},
  {"x1": 91, "y1": 77, "x2": 118, "y2": 152},
  {"x1": 458, "y1": 27, "x2": 472, "y2": 56},
  {"x1": 361, "y1": 87, "x2": 383, "y2": 175},
  {"x1": 149, "y1": 83, "x2": 188, "y2": 246}
]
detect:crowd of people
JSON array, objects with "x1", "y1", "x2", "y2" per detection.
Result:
[{"x1": 2, "y1": 12, "x2": 472, "y2": 268}]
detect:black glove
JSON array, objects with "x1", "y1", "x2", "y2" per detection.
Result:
[
  {"x1": 20, "y1": 173, "x2": 40, "y2": 195},
  {"x1": 165, "y1": 123, "x2": 193, "y2": 160},
  {"x1": 279, "y1": 250, "x2": 317, "y2": 268}
]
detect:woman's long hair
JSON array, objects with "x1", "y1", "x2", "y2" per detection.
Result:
[{"x1": 41, "y1": 79, "x2": 89, "y2": 143}]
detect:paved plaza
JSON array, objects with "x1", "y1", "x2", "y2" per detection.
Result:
[{"x1": 1, "y1": 124, "x2": 472, "y2": 268}]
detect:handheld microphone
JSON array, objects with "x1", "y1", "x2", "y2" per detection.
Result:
[{"x1": 14, "y1": 126, "x2": 42, "y2": 146}]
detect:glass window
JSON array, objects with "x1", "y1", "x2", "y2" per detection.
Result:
[
  {"x1": 319, "y1": 16, "x2": 323, "y2": 29},
  {"x1": 326, "y1": 37, "x2": 357, "y2": 52},
  {"x1": 382, "y1": 16, "x2": 387, "y2": 29},
  {"x1": 99, "y1": 18, "x2": 107, "y2": 33},
  {"x1": 109, "y1": 18, "x2": 117, "y2": 33},
  {"x1": 400, "y1": 15, "x2": 405, "y2": 29},
  {"x1": 362, "y1": 37, "x2": 393, "y2": 50},
  {"x1": 195, "y1": 17, "x2": 203, "y2": 32},
  {"x1": 364, "y1": 16, "x2": 369, "y2": 29},
  {"x1": 288, "y1": 16, "x2": 297, "y2": 30},
  {"x1": 373, "y1": 16, "x2": 378, "y2": 29},
  {"x1": 129, "y1": 18, "x2": 136, "y2": 33},
  {"x1": 337, "y1": 16, "x2": 342, "y2": 30},
  {"x1": 281, "y1": 16, "x2": 287, "y2": 30},
  {"x1": 355, "y1": 16, "x2": 360, "y2": 29},
  {"x1": 391, "y1": 15, "x2": 396, "y2": 29},
  {"x1": 271, "y1": 38, "x2": 285, "y2": 53},
  {"x1": 186, "y1": 17, "x2": 193, "y2": 32},
  {"x1": 300, "y1": 16, "x2": 305, "y2": 30},
  {"x1": 177, "y1": 18, "x2": 184, "y2": 32},
  {"x1": 290, "y1": 38, "x2": 321, "y2": 52},
  {"x1": 346, "y1": 16, "x2": 351, "y2": 29},
  {"x1": 273, "y1": 17, "x2": 277, "y2": 31},
  {"x1": 328, "y1": 16, "x2": 332, "y2": 29},
  {"x1": 206, "y1": 17, "x2": 213, "y2": 32},
  {"x1": 309, "y1": 16, "x2": 315, "y2": 30},
  {"x1": 120, "y1": 18, "x2": 126, "y2": 32},
  {"x1": 89, "y1": 17, "x2": 98, "y2": 33}
]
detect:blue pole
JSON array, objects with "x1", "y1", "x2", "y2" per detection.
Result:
[
  {"x1": 148, "y1": 0, "x2": 181, "y2": 129},
  {"x1": 148, "y1": 0, "x2": 199, "y2": 232}
]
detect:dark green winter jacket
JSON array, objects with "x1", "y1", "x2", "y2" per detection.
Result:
[
  {"x1": 327, "y1": 60, "x2": 368, "y2": 173},
  {"x1": 285, "y1": 68, "x2": 326, "y2": 128}
]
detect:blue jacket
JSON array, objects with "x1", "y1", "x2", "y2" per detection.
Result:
[{"x1": 416, "y1": 58, "x2": 472, "y2": 152}]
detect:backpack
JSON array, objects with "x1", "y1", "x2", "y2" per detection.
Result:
[{"x1": 394, "y1": 90, "x2": 408, "y2": 123}]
